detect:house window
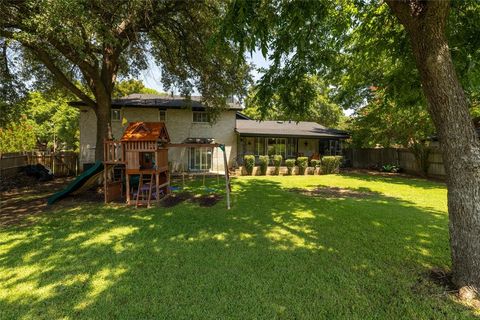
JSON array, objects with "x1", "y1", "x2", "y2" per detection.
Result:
[
  {"x1": 193, "y1": 111, "x2": 209, "y2": 123},
  {"x1": 189, "y1": 147, "x2": 212, "y2": 171},
  {"x1": 286, "y1": 138, "x2": 297, "y2": 158},
  {"x1": 267, "y1": 138, "x2": 286, "y2": 158},
  {"x1": 159, "y1": 110, "x2": 166, "y2": 122},
  {"x1": 111, "y1": 109, "x2": 121, "y2": 121}
]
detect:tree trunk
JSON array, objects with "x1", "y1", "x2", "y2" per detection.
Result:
[
  {"x1": 94, "y1": 93, "x2": 111, "y2": 162},
  {"x1": 387, "y1": 1, "x2": 480, "y2": 290}
]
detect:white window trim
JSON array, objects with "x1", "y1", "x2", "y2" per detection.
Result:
[
  {"x1": 111, "y1": 109, "x2": 121, "y2": 122},
  {"x1": 188, "y1": 147, "x2": 213, "y2": 171},
  {"x1": 192, "y1": 111, "x2": 210, "y2": 124}
]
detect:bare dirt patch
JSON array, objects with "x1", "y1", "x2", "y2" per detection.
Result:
[
  {"x1": 160, "y1": 192, "x2": 192, "y2": 207},
  {"x1": 0, "y1": 177, "x2": 73, "y2": 227},
  {"x1": 289, "y1": 186, "x2": 374, "y2": 199},
  {"x1": 160, "y1": 192, "x2": 223, "y2": 208},
  {"x1": 191, "y1": 194, "x2": 223, "y2": 207}
]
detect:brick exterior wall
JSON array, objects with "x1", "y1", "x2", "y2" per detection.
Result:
[{"x1": 79, "y1": 107, "x2": 237, "y2": 173}]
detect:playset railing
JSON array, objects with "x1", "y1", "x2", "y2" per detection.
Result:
[{"x1": 103, "y1": 140, "x2": 124, "y2": 163}]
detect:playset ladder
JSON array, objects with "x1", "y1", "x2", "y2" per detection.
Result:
[{"x1": 135, "y1": 173, "x2": 154, "y2": 208}]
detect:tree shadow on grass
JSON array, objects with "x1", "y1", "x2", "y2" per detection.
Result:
[
  {"x1": 0, "y1": 177, "x2": 477, "y2": 319},
  {"x1": 340, "y1": 172, "x2": 445, "y2": 190}
]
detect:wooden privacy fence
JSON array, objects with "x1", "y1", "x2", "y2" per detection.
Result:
[
  {"x1": 344, "y1": 147, "x2": 445, "y2": 178},
  {"x1": 0, "y1": 151, "x2": 79, "y2": 178}
]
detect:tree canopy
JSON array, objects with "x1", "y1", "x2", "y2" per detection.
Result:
[
  {"x1": 223, "y1": 0, "x2": 480, "y2": 291},
  {"x1": 0, "y1": 0, "x2": 249, "y2": 160},
  {"x1": 243, "y1": 76, "x2": 345, "y2": 128},
  {"x1": 112, "y1": 79, "x2": 166, "y2": 98}
]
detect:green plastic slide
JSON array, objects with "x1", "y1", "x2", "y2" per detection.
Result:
[{"x1": 47, "y1": 161, "x2": 104, "y2": 205}]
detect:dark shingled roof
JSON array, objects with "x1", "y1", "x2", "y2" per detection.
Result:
[
  {"x1": 71, "y1": 94, "x2": 243, "y2": 110},
  {"x1": 235, "y1": 120, "x2": 349, "y2": 139}
]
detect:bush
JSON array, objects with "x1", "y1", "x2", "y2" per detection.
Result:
[
  {"x1": 285, "y1": 159, "x2": 296, "y2": 175},
  {"x1": 321, "y1": 156, "x2": 342, "y2": 174},
  {"x1": 259, "y1": 155, "x2": 269, "y2": 175},
  {"x1": 310, "y1": 159, "x2": 321, "y2": 167},
  {"x1": 272, "y1": 155, "x2": 282, "y2": 175},
  {"x1": 297, "y1": 157, "x2": 308, "y2": 175},
  {"x1": 381, "y1": 164, "x2": 401, "y2": 173},
  {"x1": 244, "y1": 155, "x2": 255, "y2": 175}
]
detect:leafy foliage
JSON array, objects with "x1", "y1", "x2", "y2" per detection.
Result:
[
  {"x1": 222, "y1": 0, "x2": 479, "y2": 140},
  {"x1": 272, "y1": 154, "x2": 282, "y2": 175},
  {"x1": 381, "y1": 164, "x2": 401, "y2": 173},
  {"x1": 243, "y1": 76, "x2": 345, "y2": 127},
  {"x1": 321, "y1": 156, "x2": 342, "y2": 174},
  {"x1": 296, "y1": 157, "x2": 308, "y2": 175},
  {"x1": 25, "y1": 91, "x2": 79, "y2": 150},
  {"x1": 258, "y1": 155, "x2": 269, "y2": 175},
  {"x1": 0, "y1": 115, "x2": 36, "y2": 153},
  {"x1": 244, "y1": 155, "x2": 255, "y2": 175},
  {"x1": 310, "y1": 159, "x2": 321, "y2": 168},
  {"x1": 113, "y1": 79, "x2": 166, "y2": 98},
  {"x1": 1, "y1": 0, "x2": 250, "y2": 159},
  {"x1": 285, "y1": 159, "x2": 296, "y2": 175}
]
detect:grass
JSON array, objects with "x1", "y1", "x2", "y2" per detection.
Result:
[{"x1": 0, "y1": 173, "x2": 478, "y2": 319}]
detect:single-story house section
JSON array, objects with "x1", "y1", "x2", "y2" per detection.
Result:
[
  {"x1": 74, "y1": 94, "x2": 349, "y2": 172},
  {"x1": 235, "y1": 120, "x2": 349, "y2": 164}
]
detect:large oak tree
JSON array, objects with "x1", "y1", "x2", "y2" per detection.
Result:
[
  {"x1": 0, "y1": 0, "x2": 248, "y2": 160},
  {"x1": 223, "y1": 0, "x2": 480, "y2": 292}
]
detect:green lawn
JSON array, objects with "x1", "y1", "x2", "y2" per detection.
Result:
[{"x1": 0, "y1": 174, "x2": 478, "y2": 319}]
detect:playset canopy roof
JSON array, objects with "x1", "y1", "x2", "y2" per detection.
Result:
[{"x1": 121, "y1": 122, "x2": 170, "y2": 142}]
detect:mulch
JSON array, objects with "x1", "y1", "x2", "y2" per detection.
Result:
[{"x1": 160, "y1": 192, "x2": 223, "y2": 208}]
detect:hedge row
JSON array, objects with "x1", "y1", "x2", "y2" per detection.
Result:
[{"x1": 243, "y1": 155, "x2": 343, "y2": 175}]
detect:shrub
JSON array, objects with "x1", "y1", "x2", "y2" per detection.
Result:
[
  {"x1": 285, "y1": 159, "x2": 296, "y2": 175},
  {"x1": 381, "y1": 164, "x2": 401, "y2": 173},
  {"x1": 244, "y1": 155, "x2": 255, "y2": 175},
  {"x1": 272, "y1": 155, "x2": 282, "y2": 175},
  {"x1": 259, "y1": 155, "x2": 269, "y2": 175},
  {"x1": 321, "y1": 156, "x2": 342, "y2": 174},
  {"x1": 297, "y1": 157, "x2": 308, "y2": 175},
  {"x1": 310, "y1": 159, "x2": 321, "y2": 167}
]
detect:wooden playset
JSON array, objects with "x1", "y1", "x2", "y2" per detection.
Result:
[
  {"x1": 103, "y1": 122, "x2": 170, "y2": 207},
  {"x1": 102, "y1": 121, "x2": 231, "y2": 209}
]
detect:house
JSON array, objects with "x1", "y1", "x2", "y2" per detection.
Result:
[{"x1": 74, "y1": 94, "x2": 349, "y2": 172}]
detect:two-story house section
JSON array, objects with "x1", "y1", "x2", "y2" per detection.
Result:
[{"x1": 74, "y1": 94, "x2": 241, "y2": 173}]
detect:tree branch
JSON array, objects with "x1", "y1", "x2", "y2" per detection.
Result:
[{"x1": 28, "y1": 45, "x2": 96, "y2": 108}]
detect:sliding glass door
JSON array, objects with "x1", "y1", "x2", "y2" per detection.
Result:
[{"x1": 189, "y1": 147, "x2": 212, "y2": 171}]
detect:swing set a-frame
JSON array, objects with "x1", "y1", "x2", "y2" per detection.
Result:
[{"x1": 103, "y1": 122, "x2": 231, "y2": 209}]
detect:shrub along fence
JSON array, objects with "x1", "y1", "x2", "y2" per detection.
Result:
[
  {"x1": 0, "y1": 151, "x2": 79, "y2": 178},
  {"x1": 344, "y1": 147, "x2": 445, "y2": 178}
]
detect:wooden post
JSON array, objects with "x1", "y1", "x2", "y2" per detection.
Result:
[
  {"x1": 51, "y1": 152, "x2": 55, "y2": 176},
  {"x1": 220, "y1": 144, "x2": 231, "y2": 210},
  {"x1": 126, "y1": 174, "x2": 130, "y2": 204},
  {"x1": 156, "y1": 172, "x2": 160, "y2": 204},
  {"x1": 147, "y1": 173, "x2": 153, "y2": 208},
  {"x1": 104, "y1": 163, "x2": 108, "y2": 204}
]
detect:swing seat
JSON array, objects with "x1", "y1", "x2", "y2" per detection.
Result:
[
  {"x1": 169, "y1": 186, "x2": 182, "y2": 192},
  {"x1": 204, "y1": 187, "x2": 217, "y2": 193}
]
